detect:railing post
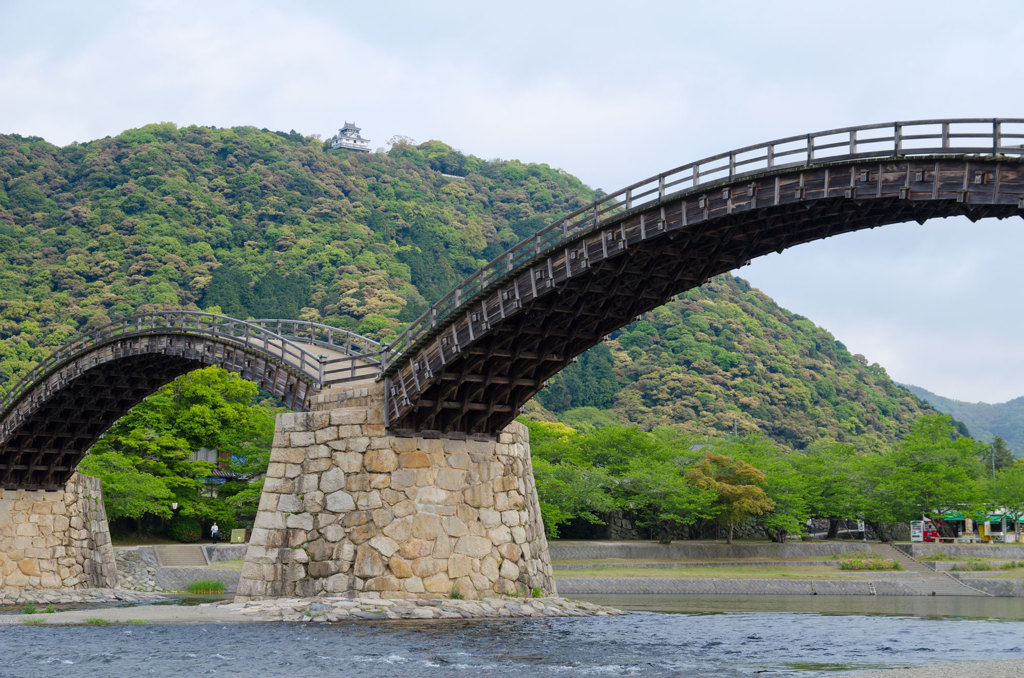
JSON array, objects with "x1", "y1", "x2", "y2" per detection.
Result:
[
  {"x1": 942, "y1": 121, "x2": 950, "y2": 149},
  {"x1": 994, "y1": 119, "x2": 1001, "y2": 154},
  {"x1": 894, "y1": 122, "x2": 902, "y2": 155},
  {"x1": 728, "y1": 151, "x2": 736, "y2": 178},
  {"x1": 806, "y1": 134, "x2": 813, "y2": 164}
]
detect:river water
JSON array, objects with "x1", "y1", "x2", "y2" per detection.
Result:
[{"x1": 3, "y1": 595, "x2": 1024, "y2": 677}]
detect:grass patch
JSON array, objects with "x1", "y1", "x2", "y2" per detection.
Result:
[
  {"x1": 207, "y1": 559, "x2": 245, "y2": 571},
  {"x1": 186, "y1": 579, "x2": 226, "y2": 594},
  {"x1": 838, "y1": 554, "x2": 902, "y2": 571},
  {"x1": 83, "y1": 618, "x2": 111, "y2": 626},
  {"x1": 553, "y1": 565, "x2": 865, "y2": 580},
  {"x1": 22, "y1": 603, "x2": 37, "y2": 614},
  {"x1": 449, "y1": 588, "x2": 464, "y2": 600},
  {"x1": 21, "y1": 618, "x2": 45, "y2": 625},
  {"x1": 951, "y1": 560, "x2": 994, "y2": 571},
  {"x1": 125, "y1": 619, "x2": 149, "y2": 624}
]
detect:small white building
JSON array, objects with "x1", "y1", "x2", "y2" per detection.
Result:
[{"x1": 329, "y1": 122, "x2": 371, "y2": 152}]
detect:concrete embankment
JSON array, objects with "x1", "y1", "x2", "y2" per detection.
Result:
[{"x1": 552, "y1": 540, "x2": 994, "y2": 597}]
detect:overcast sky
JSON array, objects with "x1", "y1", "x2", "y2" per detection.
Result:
[{"x1": 3, "y1": 0, "x2": 1024, "y2": 403}]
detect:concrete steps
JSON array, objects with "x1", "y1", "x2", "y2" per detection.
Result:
[
  {"x1": 155, "y1": 544, "x2": 208, "y2": 567},
  {"x1": 869, "y1": 542, "x2": 984, "y2": 596}
]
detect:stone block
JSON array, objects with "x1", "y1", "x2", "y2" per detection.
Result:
[
  {"x1": 423, "y1": 572, "x2": 451, "y2": 594},
  {"x1": 390, "y1": 469, "x2": 416, "y2": 490},
  {"x1": 321, "y1": 524, "x2": 345, "y2": 543},
  {"x1": 382, "y1": 517, "x2": 412, "y2": 543},
  {"x1": 320, "y1": 468, "x2": 347, "y2": 494},
  {"x1": 448, "y1": 554, "x2": 473, "y2": 579},
  {"x1": 369, "y1": 535, "x2": 400, "y2": 558},
  {"x1": 347, "y1": 474, "x2": 371, "y2": 492},
  {"x1": 488, "y1": 524, "x2": 512, "y2": 545},
  {"x1": 369, "y1": 473, "x2": 391, "y2": 490},
  {"x1": 412, "y1": 514, "x2": 443, "y2": 540},
  {"x1": 454, "y1": 536, "x2": 492, "y2": 558},
  {"x1": 290, "y1": 431, "x2": 316, "y2": 447},
  {"x1": 334, "y1": 452, "x2": 364, "y2": 473},
  {"x1": 356, "y1": 491, "x2": 383, "y2": 510},
  {"x1": 405, "y1": 576, "x2": 425, "y2": 593},
  {"x1": 399, "y1": 451, "x2": 431, "y2": 468},
  {"x1": 400, "y1": 539, "x2": 433, "y2": 559},
  {"x1": 278, "y1": 447, "x2": 306, "y2": 464},
  {"x1": 304, "y1": 457, "x2": 333, "y2": 474},
  {"x1": 463, "y1": 484, "x2": 494, "y2": 508},
  {"x1": 326, "y1": 490, "x2": 356, "y2": 512},
  {"x1": 416, "y1": 486, "x2": 449, "y2": 505},
  {"x1": 348, "y1": 437, "x2": 370, "y2": 453},
  {"x1": 331, "y1": 409, "x2": 366, "y2": 426},
  {"x1": 389, "y1": 555, "x2": 414, "y2": 578},
  {"x1": 342, "y1": 510, "x2": 371, "y2": 527},
  {"x1": 314, "y1": 426, "x2": 338, "y2": 444},
  {"x1": 349, "y1": 524, "x2": 374, "y2": 544},
  {"x1": 277, "y1": 494, "x2": 303, "y2": 513},
  {"x1": 442, "y1": 516, "x2": 468, "y2": 537},
  {"x1": 354, "y1": 545, "x2": 385, "y2": 577},
  {"x1": 286, "y1": 513, "x2": 314, "y2": 531},
  {"x1": 436, "y1": 468, "x2": 467, "y2": 491},
  {"x1": 499, "y1": 559, "x2": 520, "y2": 581},
  {"x1": 498, "y1": 543, "x2": 522, "y2": 562},
  {"x1": 481, "y1": 555, "x2": 499, "y2": 582},
  {"x1": 304, "y1": 491, "x2": 325, "y2": 513}
]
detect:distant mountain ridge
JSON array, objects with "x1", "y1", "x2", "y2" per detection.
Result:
[{"x1": 903, "y1": 384, "x2": 1024, "y2": 455}]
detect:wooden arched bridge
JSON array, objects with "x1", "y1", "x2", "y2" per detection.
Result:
[
  {"x1": 0, "y1": 313, "x2": 380, "y2": 490},
  {"x1": 3, "y1": 118, "x2": 1024, "y2": 488}
]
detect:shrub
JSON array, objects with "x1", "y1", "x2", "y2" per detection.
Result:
[
  {"x1": 531, "y1": 587, "x2": 544, "y2": 598},
  {"x1": 186, "y1": 579, "x2": 226, "y2": 594},
  {"x1": 951, "y1": 561, "x2": 993, "y2": 572},
  {"x1": 449, "y1": 588, "x2": 464, "y2": 600},
  {"x1": 167, "y1": 515, "x2": 202, "y2": 543},
  {"x1": 838, "y1": 554, "x2": 902, "y2": 571}
]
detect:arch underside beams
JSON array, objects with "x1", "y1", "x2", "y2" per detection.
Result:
[
  {"x1": 0, "y1": 335, "x2": 316, "y2": 490},
  {"x1": 385, "y1": 157, "x2": 1024, "y2": 436}
]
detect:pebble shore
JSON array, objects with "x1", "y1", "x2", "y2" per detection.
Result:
[
  {"x1": 220, "y1": 594, "x2": 624, "y2": 621},
  {"x1": 0, "y1": 586, "x2": 164, "y2": 607}
]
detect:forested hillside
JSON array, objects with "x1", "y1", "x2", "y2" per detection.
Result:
[
  {"x1": 0, "y1": 123, "x2": 933, "y2": 449},
  {"x1": 905, "y1": 384, "x2": 1024, "y2": 456},
  {"x1": 0, "y1": 124, "x2": 597, "y2": 393}
]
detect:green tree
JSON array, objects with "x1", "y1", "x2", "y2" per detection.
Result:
[
  {"x1": 78, "y1": 449, "x2": 175, "y2": 522},
  {"x1": 688, "y1": 452, "x2": 774, "y2": 544},
  {"x1": 857, "y1": 416, "x2": 984, "y2": 540},
  {"x1": 617, "y1": 456, "x2": 717, "y2": 543}
]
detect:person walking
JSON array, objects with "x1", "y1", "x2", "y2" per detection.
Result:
[{"x1": 211, "y1": 522, "x2": 220, "y2": 545}]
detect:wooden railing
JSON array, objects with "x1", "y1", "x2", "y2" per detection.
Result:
[
  {"x1": 381, "y1": 118, "x2": 1024, "y2": 372},
  {"x1": 0, "y1": 312, "x2": 380, "y2": 423}
]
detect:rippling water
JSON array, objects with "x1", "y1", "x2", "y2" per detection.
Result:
[{"x1": 5, "y1": 599, "x2": 1024, "y2": 677}]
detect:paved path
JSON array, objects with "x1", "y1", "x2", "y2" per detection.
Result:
[
  {"x1": 155, "y1": 544, "x2": 207, "y2": 567},
  {"x1": 869, "y1": 543, "x2": 984, "y2": 596}
]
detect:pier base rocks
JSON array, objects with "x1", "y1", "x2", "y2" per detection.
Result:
[
  {"x1": 0, "y1": 472, "x2": 116, "y2": 590},
  {"x1": 237, "y1": 382, "x2": 555, "y2": 601}
]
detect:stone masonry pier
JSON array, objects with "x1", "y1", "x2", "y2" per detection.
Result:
[
  {"x1": 236, "y1": 381, "x2": 555, "y2": 601},
  {"x1": 0, "y1": 472, "x2": 116, "y2": 590}
]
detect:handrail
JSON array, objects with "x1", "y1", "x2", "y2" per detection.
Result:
[
  {"x1": 381, "y1": 118, "x2": 1024, "y2": 372},
  {"x1": 0, "y1": 311, "x2": 340, "y2": 423},
  {"x1": 250, "y1": 319, "x2": 383, "y2": 362}
]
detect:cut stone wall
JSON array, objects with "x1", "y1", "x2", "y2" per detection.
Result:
[
  {"x1": 0, "y1": 472, "x2": 116, "y2": 589},
  {"x1": 237, "y1": 382, "x2": 555, "y2": 600}
]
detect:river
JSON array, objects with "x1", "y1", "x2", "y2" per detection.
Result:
[{"x1": 3, "y1": 595, "x2": 1024, "y2": 677}]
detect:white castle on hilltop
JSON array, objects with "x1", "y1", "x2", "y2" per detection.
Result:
[{"x1": 328, "y1": 122, "x2": 371, "y2": 152}]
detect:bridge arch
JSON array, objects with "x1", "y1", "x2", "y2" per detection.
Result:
[
  {"x1": 0, "y1": 312, "x2": 380, "y2": 490},
  {"x1": 382, "y1": 118, "x2": 1024, "y2": 435}
]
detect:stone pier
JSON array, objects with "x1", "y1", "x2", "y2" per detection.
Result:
[
  {"x1": 237, "y1": 381, "x2": 555, "y2": 600},
  {"x1": 0, "y1": 472, "x2": 116, "y2": 590}
]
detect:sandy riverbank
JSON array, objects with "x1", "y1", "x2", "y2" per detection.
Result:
[{"x1": 836, "y1": 659, "x2": 1024, "y2": 677}]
